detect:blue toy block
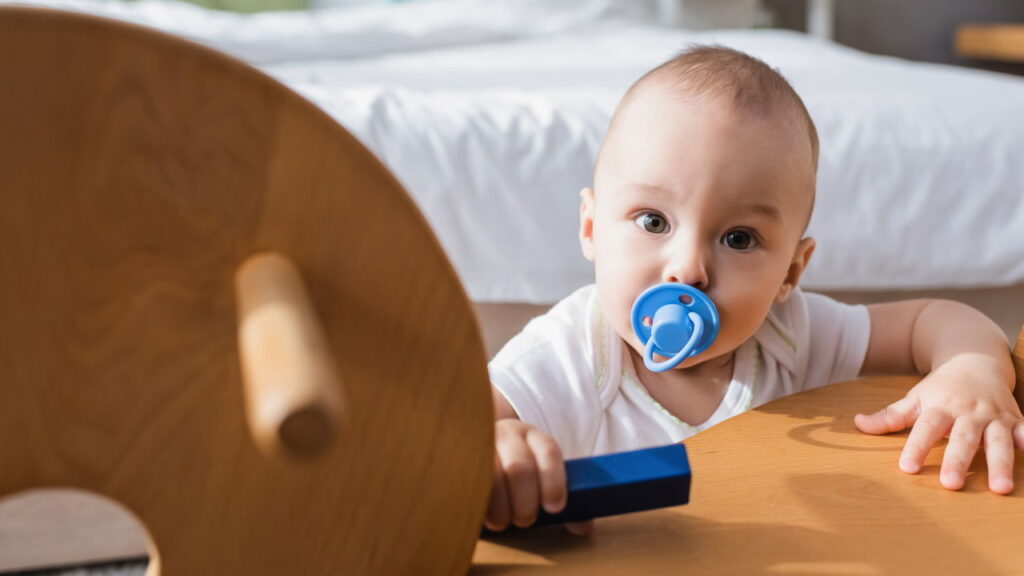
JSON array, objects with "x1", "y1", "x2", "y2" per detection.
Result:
[{"x1": 484, "y1": 443, "x2": 691, "y2": 533}]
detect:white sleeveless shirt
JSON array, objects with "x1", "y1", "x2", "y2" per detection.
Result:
[{"x1": 489, "y1": 285, "x2": 870, "y2": 458}]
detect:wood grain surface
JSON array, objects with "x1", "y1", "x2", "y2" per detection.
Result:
[
  {"x1": 0, "y1": 7, "x2": 492, "y2": 575},
  {"x1": 474, "y1": 375, "x2": 1024, "y2": 575}
]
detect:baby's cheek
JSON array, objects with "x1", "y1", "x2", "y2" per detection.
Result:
[
  {"x1": 594, "y1": 283, "x2": 633, "y2": 337},
  {"x1": 720, "y1": 299, "x2": 772, "y2": 346}
]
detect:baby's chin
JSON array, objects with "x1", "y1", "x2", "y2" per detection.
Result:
[{"x1": 626, "y1": 339, "x2": 733, "y2": 373}]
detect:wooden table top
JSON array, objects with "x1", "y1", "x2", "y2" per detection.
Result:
[{"x1": 472, "y1": 376, "x2": 1024, "y2": 575}]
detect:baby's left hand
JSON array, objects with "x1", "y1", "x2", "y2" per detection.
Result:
[{"x1": 854, "y1": 364, "x2": 1024, "y2": 494}]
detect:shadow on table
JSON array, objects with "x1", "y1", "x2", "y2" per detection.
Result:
[{"x1": 473, "y1": 473, "x2": 997, "y2": 575}]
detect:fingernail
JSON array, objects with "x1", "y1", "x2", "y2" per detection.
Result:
[
  {"x1": 513, "y1": 516, "x2": 537, "y2": 529},
  {"x1": 992, "y1": 478, "x2": 1013, "y2": 494},
  {"x1": 543, "y1": 498, "x2": 565, "y2": 514},
  {"x1": 899, "y1": 458, "x2": 918, "y2": 473},
  {"x1": 940, "y1": 472, "x2": 963, "y2": 489}
]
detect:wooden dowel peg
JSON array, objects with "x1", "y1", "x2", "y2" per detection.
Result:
[{"x1": 235, "y1": 252, "x2": 344, "y2": 460}]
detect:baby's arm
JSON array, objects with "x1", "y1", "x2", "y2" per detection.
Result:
[
  {"x1": 485, "y1": 389, "x2": 593, "y2": 535},
  {"x1": 854, "y1": 299, "x2": 1024, "y2": 493}
]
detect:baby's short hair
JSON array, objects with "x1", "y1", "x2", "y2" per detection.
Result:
[{"x1": 613, "y1": 45, "x2": 819, "y2": 170}]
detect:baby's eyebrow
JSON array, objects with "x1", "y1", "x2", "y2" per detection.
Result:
[
  {"x1": 738, "y1": 203, "x2": 783, "y2": 222},
  {"x1": 623, "y1": 182, "x2": 674, "y2": 197},
  {"x1": 623, "y1": 183, "x2": 785, "y2": 223},
  {"x1": 626, "y1": 183, "x2": 783, "y2": 220}
]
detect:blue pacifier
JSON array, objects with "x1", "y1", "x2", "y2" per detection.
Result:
[{"x1": 630, "y1": 283, "x2": 719, "y2": 373}]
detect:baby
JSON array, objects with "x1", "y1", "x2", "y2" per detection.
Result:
[{"x1": 484, "y1": 46, "x2": 1024, "y2": 535}]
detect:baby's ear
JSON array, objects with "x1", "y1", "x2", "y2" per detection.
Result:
[
  {"x1": 579, "y1": 187, "x2": 596, "y2": 262},
  {"x1": 776, "y1": 237, "x2": 816, "y2": 302}
]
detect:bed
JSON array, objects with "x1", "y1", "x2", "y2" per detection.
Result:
[
  {"x1": 2, "y1": 1, "x2": 1024, "y2": 573},
  {"x1": 7, "y1": 0, "x2": 1024, "y2": 355}
]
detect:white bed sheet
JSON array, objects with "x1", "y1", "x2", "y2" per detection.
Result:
[{"x1": 9, "y1": 0, "x2": 1024, "y2": 303}]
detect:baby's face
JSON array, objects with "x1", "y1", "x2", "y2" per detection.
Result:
[{"x1": 580, "y1": 87, "x2": 816, "y2": 370}]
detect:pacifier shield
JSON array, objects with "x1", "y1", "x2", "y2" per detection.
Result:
[{"x1": 631, "y1": 283, "x2": 719, "y2": 359}]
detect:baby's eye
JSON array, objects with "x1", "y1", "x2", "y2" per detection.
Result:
[
  {"x1": 635, "y1": 212, "x2": 668, "y2": 234},
  {"x1": 722, "y1": 229, "x2": 757, "y2": 250}
]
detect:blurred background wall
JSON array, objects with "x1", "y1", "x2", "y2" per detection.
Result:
[{"x1": 766, "y1": 0, "x2": 1024, "y2": 70}]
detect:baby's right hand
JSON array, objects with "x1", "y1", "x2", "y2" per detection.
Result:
[{"x1": 485, "y1": 418, "x2": 593, "y2": 536}]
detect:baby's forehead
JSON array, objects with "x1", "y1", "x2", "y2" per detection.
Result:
[
  {"x1": 605, "y1": 67, "x2": 819, "y2": 163},
  {"x1": 619, "y1": 82, "x2": 805, "y2": 137},
  {"x1": 603, "y1": 87, "x2": 813, "y2": 173},
  {"x1": 598, "y1": 88, "x2": 816, "y2": 229}
]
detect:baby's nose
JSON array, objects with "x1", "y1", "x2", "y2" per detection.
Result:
[
  {"x1": 665, "y1": 275, "x2": 707, "y2": 293},
  {"x1": 663, "y1": 251, "x2": 709, "y2": 291}
]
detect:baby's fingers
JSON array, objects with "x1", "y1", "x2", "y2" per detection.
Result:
[
  {"x1": 984, "y1": 421, "x2": 1015, "y2": 495},
  {"x1": 854, "y1": 396, "x2": 919, "y2": 435},
  {"x1": 564, "y1": 520, "x2": 595, "y2": 537},
  {"x1": 939, "y1": 418, "x2": 983, "y2": 490},
  {"x1": 485, "y1": 453, "x2": 512, "y2": 531},
  {"x1": 524, "y1": 428, "x2": 567, "y2": 515},
  {"x1": 1015, "y1": 421, "x2": 1024, "y2": 452},
  {"x1": 899, "y1": 410, "x2": 953, "y2": 474},
  {"x1": 495, "y1": 432, "x2": 541, "y2": 528}
]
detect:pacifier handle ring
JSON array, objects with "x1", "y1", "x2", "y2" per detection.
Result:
[{"x1": 643, "y1": 312, "x2": 704, "y2": 373}]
